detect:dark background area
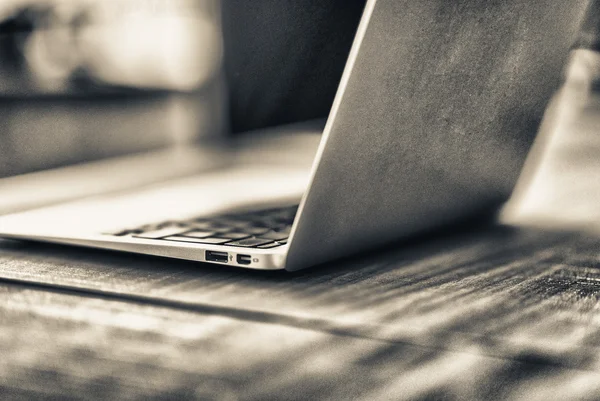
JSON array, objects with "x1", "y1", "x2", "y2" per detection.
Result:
[{"x1": 221, "y1": 0, "x2": 367, "y2": 133}]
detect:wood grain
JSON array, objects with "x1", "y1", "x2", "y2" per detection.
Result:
[
  {"x1": 2, "y1": 225, "x2": 600, "y2": 377},
  {"x1": 0, "y1": 280, "x2": 599, "y2": 401}
]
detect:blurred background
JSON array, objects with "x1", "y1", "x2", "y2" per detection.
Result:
[
  {"x1": 0, "y1": 0, "x2": 227, "y2": 178},
  {"x1": 0, "y1": 0, "x2": 366, "y2": 179}
]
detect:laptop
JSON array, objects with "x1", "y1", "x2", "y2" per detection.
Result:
[{"x1": 0, "y1": 0, "x2": 590, "y2": 271}]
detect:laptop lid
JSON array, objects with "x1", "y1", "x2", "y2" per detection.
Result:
[{"x1": 286, "y1": 0, "x2": 590, "y2": 270}]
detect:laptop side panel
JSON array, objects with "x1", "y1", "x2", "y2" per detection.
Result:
[{"x1": 285, "y1": 0, "x2": 589, "y2": 270}]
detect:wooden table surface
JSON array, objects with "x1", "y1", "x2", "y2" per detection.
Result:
[
  {"x1": 2, "y1": 51, "x2": 600, "y2": 400},
  {"x1": 1, "y1": 225, "x2": 600, "y2": 400}
]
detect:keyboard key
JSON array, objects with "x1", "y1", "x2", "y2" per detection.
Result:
[
  {"x1": 220, "y1": 232, "x2": 252, "y2": 240},
  {"x1": 180, "y1": 230, "x2": 217, "y2": 239},
  {"x1": 258, "y1": 231, "x2": 289, "y2": 241},
  {"x1": 163, "y1": 236, "x2": 231, "y2": 244},
  {"x1": 226, "y1": 238, "x2": 275, "y2": 248},
  {"x1": 133, "y1": 227, "x2": 188, "y2": 239},
  {"x1": 155, "y1": 221, "x2": 186, "y2": 228}
]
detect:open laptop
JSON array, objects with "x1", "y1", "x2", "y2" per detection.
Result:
[{"x1": 0, "y1": 0, "x2": 590, "y2": 270}]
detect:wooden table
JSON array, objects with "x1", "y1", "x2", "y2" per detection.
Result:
[
  {"x1": 1, "y1": 51, "x2": 600, "y2": 400},
  {"x1": 1, "y1": 226, "x2": 600, "y2": 400}
]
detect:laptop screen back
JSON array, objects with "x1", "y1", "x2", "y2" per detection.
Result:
[{"x1": 286, "y1": 0, "x2": 591, "y2": 270}]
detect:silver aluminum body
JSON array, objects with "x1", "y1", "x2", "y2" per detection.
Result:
[{"x1": 284, "y1": 0, "x2": 590, "y2": 270}]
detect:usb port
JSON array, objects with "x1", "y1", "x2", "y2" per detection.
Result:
[
  {"x1": 237, "y1": 254, "x2": 252, "y2": 265},
  {"x1": 206, "y1": 251, "x2": 228, "y2": 263}
]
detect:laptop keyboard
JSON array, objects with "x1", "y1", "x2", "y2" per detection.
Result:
[{"x1": 108, "y1": 205, "x2": 298, "y2": 249}]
